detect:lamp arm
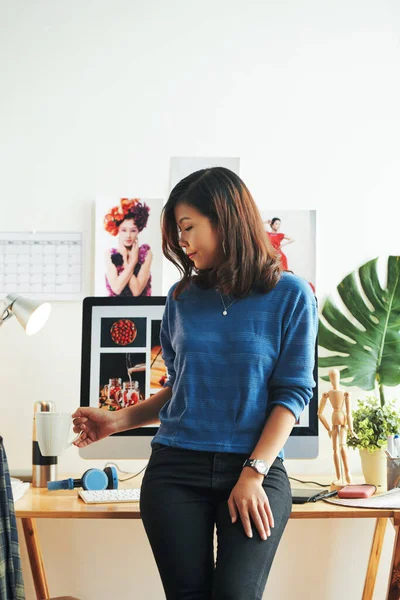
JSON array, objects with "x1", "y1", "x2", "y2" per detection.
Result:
[
  {"x1": 0, "y1": 295, "x2": 18, "y2": 327},
  {"x1": 0, "y1": 309, "x2": 13, "y2": 327}
]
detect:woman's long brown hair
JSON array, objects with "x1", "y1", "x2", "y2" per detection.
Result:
[{"x1": 161, "y1": 167, "x2": 282, "y2": 299}]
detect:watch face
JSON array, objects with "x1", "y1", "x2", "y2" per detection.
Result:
[
  {"x1": 255, "y1": 461, "x2": 268, "y2": 474},
  {"x1": 243, "y1": 459, "x2": 269, "y2": 475}
]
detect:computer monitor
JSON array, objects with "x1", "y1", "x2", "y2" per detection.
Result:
[{"x1": 79, "y1": 296, "x2": 318, "y2": 460}]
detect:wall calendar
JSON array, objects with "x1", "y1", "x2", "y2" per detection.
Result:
[{"x1": 0, "y1": 231, "x2": 83, "y2": 301}]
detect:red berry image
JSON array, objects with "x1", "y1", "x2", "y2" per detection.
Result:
[{"x1": 110, "y1": 319, "x2": 137, "y2": 345}]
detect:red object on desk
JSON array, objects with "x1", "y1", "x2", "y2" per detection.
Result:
[{"x1": 338, "y1": 484, "x2": 376, "y2": 498}]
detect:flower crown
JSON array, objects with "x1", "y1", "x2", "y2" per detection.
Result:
[{"x1": 104, "y1": 198, "x2": 150, "y2": 236}]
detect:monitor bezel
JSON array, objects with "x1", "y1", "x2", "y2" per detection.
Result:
[{"x1": 291, "y1": 342, "x2": 319, "y2": 438}]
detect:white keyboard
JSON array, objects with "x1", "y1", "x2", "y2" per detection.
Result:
[{"x1": 78, "y1": 488, "x2": 141, "y2": 504}]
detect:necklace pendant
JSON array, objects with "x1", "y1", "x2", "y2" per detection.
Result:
[{"x1": 222, "y1": 310, "x2": 227, "y2": 316}]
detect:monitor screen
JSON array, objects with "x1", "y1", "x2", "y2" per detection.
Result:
[
  {"x1": 79, "y1": 296, "x2": 319, "y2": 460},
  {"x1": 79, "y1": 296, "x2": 167, "y2": 459}
]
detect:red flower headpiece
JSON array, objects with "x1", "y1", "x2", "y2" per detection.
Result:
[{"x1": 104, "y1": 198, "x2": 150, "y2": 236}]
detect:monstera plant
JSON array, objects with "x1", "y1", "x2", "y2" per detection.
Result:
[{"x1": 318, "y1": 256, "x2": 400, "y2": 453}]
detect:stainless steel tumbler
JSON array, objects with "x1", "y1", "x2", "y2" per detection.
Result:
[{"x1": 32, "y1": 401, "x2": 58, "y2": 487}]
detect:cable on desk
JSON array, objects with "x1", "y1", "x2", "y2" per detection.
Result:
[
  {"x1": 105, "y1": 467, "x2": 331, "y2": 488},
  {"x1": 104, "y1": 462, "x2": 148, "y2": 482},
  {"x1": 289, "y1": 476, "x2": 331, "y2": 487}
]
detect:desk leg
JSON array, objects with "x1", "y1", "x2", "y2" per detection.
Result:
[
  {"x1": 21, "y1": 517, "x2": 50, "y2": 600},
  {"x1": 362, "y1": 518, "x2": 387, "y2": 600},
  {"x1": 387, "y1": 524, "x2": 400, "y2": 600}
]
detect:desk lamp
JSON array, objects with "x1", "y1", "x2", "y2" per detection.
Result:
[
  {"x1": 1, "y1": 294, "x2": 54, "y2": 485},
  {"x1": 0, "y1": 293, "x2": 51, "y2": 334}
]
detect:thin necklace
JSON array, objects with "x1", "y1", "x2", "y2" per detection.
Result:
[{"x1": 219, "y1": 293, "x2": 237, "y2": 316}]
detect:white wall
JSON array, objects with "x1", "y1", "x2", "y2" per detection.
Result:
[{"x1": 1, "y1": 1, "x2": 399, "y2": 598}]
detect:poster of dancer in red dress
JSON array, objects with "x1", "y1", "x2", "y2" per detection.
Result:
[
  {"x1": 261, "y1": 210, "x2": 316, "y2": 293},
  {"x1": 265, "y1": 218, "x2": 294, "y2": 271}
]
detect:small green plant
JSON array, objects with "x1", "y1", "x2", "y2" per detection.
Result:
[{"x1": 347, "y1": 396, "x2": 400, "y2": 452}]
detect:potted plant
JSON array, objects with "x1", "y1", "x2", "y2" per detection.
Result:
[
  {"x1": 347, "y1": 396, "x2": 400, "y2": 486},
  {"x1": 318, "y1": 256, "x2": 400, "y2": 487}
]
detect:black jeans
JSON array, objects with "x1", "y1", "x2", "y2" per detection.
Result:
[{"x1": 140, "y1": 444, "x2": 292, "y2": 600}]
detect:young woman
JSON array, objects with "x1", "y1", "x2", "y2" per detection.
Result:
[
  {"x1": 104, "y1": 198, "x2": 153, "y2": 296},
  {"x1": 73, "y1": 168, "x2": 317, "y2": 599},
  {"x1": 265, "y1": 217, "x2": 294, "y2": 271}
]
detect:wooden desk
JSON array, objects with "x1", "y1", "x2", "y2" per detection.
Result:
[{"x1": 15, "y1": 486, "x2": 399, "y2": 600}]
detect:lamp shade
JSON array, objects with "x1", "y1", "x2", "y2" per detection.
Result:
[{"x1": 9, "y1": 296, "x2": 51, "y2": 335}]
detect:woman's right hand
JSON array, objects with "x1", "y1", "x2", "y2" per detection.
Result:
[
  {"x1": 72, "y1": 407, "x2": 118, "y2": 448},
  {"x1": 118, "y1": 243, "x2": 129, "y2": 264},
  {"x1": 129, "y1": 240, "x2": 139, "y2": 267}
]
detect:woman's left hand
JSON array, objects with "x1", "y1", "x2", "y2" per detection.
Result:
[{"x1": 227, "y1": 469, "x2": 274, "y2": 540}]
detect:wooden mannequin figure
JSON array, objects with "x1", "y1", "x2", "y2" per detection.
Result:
[{"x1": 318, "y1": 368, "x2": 358, "y2": 489}]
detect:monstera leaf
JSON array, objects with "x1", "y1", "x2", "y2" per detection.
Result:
[{"x1": 318, "y1": 256, "x2": 400, "y2": 397}]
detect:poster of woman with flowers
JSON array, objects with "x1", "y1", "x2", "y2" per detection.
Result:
[{"x1": 95, "y1": 197, "x2": 164, "y2": 297}]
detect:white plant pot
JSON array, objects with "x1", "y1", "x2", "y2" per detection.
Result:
[{"x1": 359, "y1": 448, "x2": 387, "y2": 490}]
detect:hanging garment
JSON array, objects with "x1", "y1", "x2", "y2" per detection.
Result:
[{"x1": 0, "y1": 437, "x2": 25, "y2": 600}]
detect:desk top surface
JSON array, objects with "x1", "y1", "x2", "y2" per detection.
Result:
[{"x1": 14, "y1": 484, "x2": 395, "y2": 520}]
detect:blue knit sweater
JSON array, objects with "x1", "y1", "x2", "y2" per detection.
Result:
[{"x1": 152, "y1": 272, "x2": 318, "y2": 459}]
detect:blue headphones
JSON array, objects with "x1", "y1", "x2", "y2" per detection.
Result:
[{"x1": 47, "y1": 466, "x2": 118, "y2": 491}]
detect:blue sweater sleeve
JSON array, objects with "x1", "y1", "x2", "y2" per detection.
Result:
[
  {"x1": 268, "y1": 285, "x2": 318, "y2": 422},
  {"x1": 160, "y1": 287, "x2": 176, "y2": 389}
]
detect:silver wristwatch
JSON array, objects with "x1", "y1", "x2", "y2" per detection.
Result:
[{"x1": 242, "y1": 458, "x2": 270, "y2": 476}]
